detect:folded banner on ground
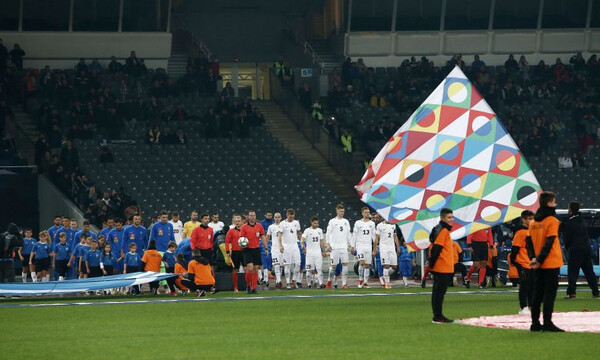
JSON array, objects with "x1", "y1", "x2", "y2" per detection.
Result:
[
  {"x1": 356, "y1": 66, "x2": 542, "y2": 250},
  {"x1": 0, "y1": 272, "x2": 178, "y2": 297}
]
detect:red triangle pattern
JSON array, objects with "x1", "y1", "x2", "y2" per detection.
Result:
[
  {"x1": 404, "y1": 131, "x2": 436, "y2": 156},
  {"x1": 454, "y1": 167, "x2": 487, "y2": 193},
  {"x1": 373, "y1": 157, "x2": 403, "y2": 184},
  {"x1": 434, "y1": 140, "x2": 465, "y2": 167},
  {"x1": 438, "y1": 105, "x2": 470, "y2": 133},
  {"x1": 465, "y1": 109, "x2": 495, "y2": 137},
  {"x1": 489, "y1": 151, "x2": 521, "y2": 178},
  {"x1": 470, "y1": 86, "x2": 484, "y2": 108}
]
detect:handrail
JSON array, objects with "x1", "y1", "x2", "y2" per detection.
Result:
[
  {"x1": 172, "y1": 17, "x2": 213, "y2": 59},
  {"x1": 269, "y1": 69, "x2": 363, "y2": 185},
  {"x1": 287, "y1": 26, "x2": 325, "y2": 69}
]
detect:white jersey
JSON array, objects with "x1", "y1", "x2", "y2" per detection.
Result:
[
  {"x1": 279, "y1": 220, "x2": 301, "y2": 250},
  {"x1": 208, "y1": 221, "x2": 224, "y2": 234},
  {"x1": 353, "y1": 220, "x2": 375, "y2": 248},
  {"x1": 302, "y1": 227, "x2": 324, "y2": 256},
  {"x1": 376, "y1": 223, "x2": 397, "y2": 252},
  {"x1": 326, "y1": 217, "x2": 352, "y2": 249},
  {"x1": 169, "y1": 220, "x2": 184, "y2": 244},
  {"x1": 267, "y1": 223, "x2": 282, "y2": 250}
]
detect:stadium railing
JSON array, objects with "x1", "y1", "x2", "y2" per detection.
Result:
[{"x1": 269, "y1": 69, "x2": 364, "y2": 185}]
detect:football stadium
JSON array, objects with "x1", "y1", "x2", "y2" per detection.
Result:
[{"x1": 1, "y1": 0, "x2": 600, "y2": 358}]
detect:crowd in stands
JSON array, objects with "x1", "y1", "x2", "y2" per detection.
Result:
[
  {"x1": 0, "y1": 39, "x2": 268, "y2": 227},
  {"x1": 309, "y1": 52, "x2": 600, "y2": 165}
]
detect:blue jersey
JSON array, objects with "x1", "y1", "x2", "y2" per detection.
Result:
[
  {"x1": 122, "y1": 225, "x2": 148, "y2": 255},
  {"x1": 101, "y1": 252, "x2": 114, "y2": 267},
  {"x1": 175, "y1": 238, "x2": 193, "y2": 262},
  {"x1": 260, "y1": 219, "x2": 274, "y2": 249},
  {"x1": 48, "y1": 225, "x2": 64, "y2": 243},
  {"x1": 85, "y1": 250, "x2": 102, "y2": 267},
  {"x1": 149, "y1": 222, "x2": 175, "y2": 252},
  {"x1": 21, "y1": 238, "x2": 36, "y2": 255},
  {"x1": 99, "y1": 226, "x2": 115, "y2": 239},
  {"x1": 32, "y1": 242, "x2": 51, "y2": 259},
  {"x1": 107, "y1": 228, "x2": 125, "y2": 258},
  {"x1": 398, "y1": 245, "x2": 414, "y2": 262},
  {"x1": 53, "y1": 242, "x2": 71, "y2": 261},
  {"x1": 162, "y1": 250, "x2": 176, "y2": 268},
  {"x1": 124, "y1": 252, "x2": 141, "y2": 268},
  {"x1": 73, "y1": 230, "x2": 97, "y2": 246}
]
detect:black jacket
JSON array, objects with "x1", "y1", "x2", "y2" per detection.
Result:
[
  {"x1": 560, "y1": 213, "x2": 590, "y2": 252},
  {"x1": 1, "y1": 223, "x2": 23, "y2": 259}
]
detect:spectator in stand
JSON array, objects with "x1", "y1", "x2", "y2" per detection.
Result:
[
  {"x1": 341, "y1": 129, "x2": 353, "y2": 154},
  {"x1": 9, "y1": 44, "x2": 25, "y2": 70},
  {"x1": 557, "y1": 152, "x2": 573, "y2": 169},
  {"x1": 59, "y1": 139, "x2": 79, "y2": 173},
  {"x1": 221, "y1": 82, "x2": 235, "y2": 99},
  {"x1": 75, "y1": 58, "x2": 88, "y2": 73},
  {"x1": 471, "y1": 55, "x2": 485, "y2": 73},
  {"x1": 99, "y1": 146, "x2": 114, "y2": 164},
  {"x1": 570, "y1": 52, "x2": 586, "y2": 73},
  {"x1": 89, "y1": 59, "x2": 102, "y2": 72},
  {"x1": 125, "y1": 51, "x2": 142, "y2": 75},
  {"x1": 0, "y1": 39, "x2": 7, "y2": 75},
  {"x1": 108, "y1": 56, "x2": 122, "y2": 73},
  {"x1": 280, "y1": 62, "x2": 294, "y2": 88},
  {"x1": 251, "y1": 107, "x2": 264, "y2": 126},
  {"x1": 311, "y1": 99, "x2": 323, "y2": 122},
  {"x1": 176, "y1": 128, "x2": 187, "y2": 144},
  {"x1": 571, "y1": 152, "x2": 586, "y2": 168},
  {"x1": 370, "y1": 92, "x2": 387, "y2": 108},
  {"x1": 298, "y1": 81, "x2": 312, "y2": 110},
  {"x1": 148, "y1": 126, "x2": 161, "y2": 145},
  {"x1": 505, "y1": 54, "x2": 519, "y2": 72}
]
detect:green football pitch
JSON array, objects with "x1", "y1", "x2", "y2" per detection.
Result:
[{"x1": 1, "y1": 287, "x2": 598, "y2": 359}]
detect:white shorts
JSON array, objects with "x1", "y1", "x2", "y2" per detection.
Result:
[
  {"x1": 329, "y1": 248, "x2": 349, "y2": 266},
  {"x1": 271, "y1": 250, "x2": 283, "y2": 266},
  {"x1": 283, "y1": 248, "x2": 301, "y2": 266},
  {"x1": 305, "y1": 254, "x2": 323, "y2": 272},
  {"x1": 380, "y1": 249, "x2": 398, "y2": 266},
  {"x1": 355, "y1": 247, "x2": 372, "y2": 265}
]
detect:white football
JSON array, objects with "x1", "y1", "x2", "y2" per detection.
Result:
[{"x1": 238, "y1": 237, "x2": 249, "y2": 248}]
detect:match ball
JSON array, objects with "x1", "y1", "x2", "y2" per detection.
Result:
[{"x1": 238, "y1": 237, "x2": 249, "y2": 248}]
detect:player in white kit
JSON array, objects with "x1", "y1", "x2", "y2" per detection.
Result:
[
  {"x1": 326, "y1": 204, "x2": 352, "y2": 289},
  {"x1": 352, "y1": 207, "x2": 376, "y2": 288},
  {"x1": 266, "y1": 213, "x2": 283, "y2": 288},
  {"x1": 169, "y1": 212, "x2": 184, "y2": 245},
  {"x1": 374, "y1": 220, "x2": 400, "y2": 289},
  {"x1": 301, "y1": 216, "x2": 325, "y2": 288},
  {"x1": 278, "y1": 209, "x2": 302, "y2": 289}
]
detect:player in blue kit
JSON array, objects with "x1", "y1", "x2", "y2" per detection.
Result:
[
  {"x1": 149, "y1": 211, "x2": 175, "y2": 252},
  {"x1": 398, "y1": 240, "x2": 415, "y2": 287},
  {"x1": 175, "y1": 238, "x2": 193, "y2": 262},
  {"x1": 53, "y1": 232, "x2": 71, "y2": 281},
  {"x1": 162, "y1": 241, "x2": 178, "y2": 296},
  {"x1": 18, "y1": 228, "x2": 36, "y2": 282},
  {"x1": 47, "y1": 215, "x2": 63, "y2": 243},
  {"x1": 73, "y1": 221, "x2": 97, "y2": 246},
  {"x1": 107, "y1": 218, "x2": 125, "y2": 274},
  {"x1": 123, "y1": 215, "x2": 148, "y2": 256},
  {"x1": 85, "y1": 240, "x2": 103, "y2": 278},
  {"x1": 124, "y1": 243, "x2": 142, "y2": 295},
  {"x1": 30, "y1": 231, "x2": 51, "y2": 282},
  {"x1": 99, "y1": 217, "x2": 115, "y2": 239},
  {"x1": 259, "y1": 211, "x2": 274, "y2": 285}
]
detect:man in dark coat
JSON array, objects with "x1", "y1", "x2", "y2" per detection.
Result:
[
  {"x1": 560, "y1": 202, "x2": 599, "y2": 299},
  {"x1": 0, "y1": 223, "x2": 23, "y2": 283}
]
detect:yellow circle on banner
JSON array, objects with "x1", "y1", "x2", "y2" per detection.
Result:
[
  {"x1": 426, "y1": 194, "x2": 445, "y2": 211},
  {"x1": 447, "y1": 82, "x2": 468, "y2": 103},
  {"x1": 481, "y1": 206, "x2": 502, "y2": 222},
  {"x1": 438, "y1": 139, "x2": 456, "y2": 156},
  {"x1": 414, "y1": 229, "x2": 430, "y2": 241},
  {"x1": 498, "y1": 155, "x2": 516, "y2": 171}
]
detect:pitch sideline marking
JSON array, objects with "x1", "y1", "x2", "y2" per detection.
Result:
[{"x1": 0, "y1": 289, "x2": 523, "y2": 309}]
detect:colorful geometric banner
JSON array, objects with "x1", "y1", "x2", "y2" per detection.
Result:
[{"x1": 356, "y1": 66, "x2": 541, "y2": 250}]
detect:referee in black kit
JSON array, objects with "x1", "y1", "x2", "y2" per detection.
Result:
[{"x1": 560, "y1": 202, "x2": 599, "y2": 299}]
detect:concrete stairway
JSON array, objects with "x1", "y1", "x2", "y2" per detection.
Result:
[
  {"x1": 167, "y1": 37, "x2": 188, "y2": 79},
  {"x1": 256, "y1": 101, "x2": 363, "y2": 214},
  {"x1": 13, "y1": 109, "x2": 38, "y2": 165},
  {"x1": 309, "y1": 40, "x2": 344, "y2": 74}
]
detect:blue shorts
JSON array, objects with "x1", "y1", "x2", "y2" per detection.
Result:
[
  {"x1": 261, "y1": 250, "x2": 272, "y2": 270},
  {"x1": 399, "y1": 260, "x2": 413, "y2": 277}
]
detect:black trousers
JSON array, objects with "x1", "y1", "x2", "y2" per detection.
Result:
[
  {"x1": 567, "y1": 249, "x2": 599, "y2": 297},
  {"x1": 432, "y1": 272, "x2": 452, "y2": 318},
  {"x1": 531, "y1": 268, "x2": 559, "y2": 325},
  {"x1": 180, "y1": 278, "x2": 212, "y2": 292},
  {"x1": 165, "y1": 267, "x2": 176, "y2": 292},
  {"x1": 0, "y1": 260, "x2": 15, "y2": 283},
  {"x1": 454, "y1": 263, "x2": 467, "y2": 279},
  {"x1": 517, "y1": 265, "x2": 533, "y2": 309}
]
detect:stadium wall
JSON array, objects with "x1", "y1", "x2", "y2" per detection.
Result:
[
  {"x1": 345, "y1": 29, "x2": 600, "y2": 66},
  {"x1": 0, "y1": 32, "x2": 172, "y2": 69}
]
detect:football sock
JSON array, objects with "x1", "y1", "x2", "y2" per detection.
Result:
[
  {"x1": 328, "y1": 266, "x2": 334, "y2": 281},
  {"x1": 252, "y1": 272, "x2": 258, "y2": 289},
  {"x1": 306, "y1": 272, "x2": 313, "y2": 285},
  {"x1": 284, "y1": 265, "x2": 291, "y2": 284},
  {"x1": 58, "y1": 276, "x2": 64, "y2": 281},
  {"x1": 466, "y1": 266, "x2": 475, "y2": 280},
  {"x1": 263, "y1": 269, "x2": 269, "y2": 280},
  {"x1": 358, "y1": 267, "x2": 364, "y2": 279},
  {"x1": 22, "y1": 272, "x2": 27, "y2": 283},
  {"x1": 293, "y1": 266, "x2": 300, "y2": 284},
  {"x1": 383, "y1": 268, "x2": 390, "y2": 285},
  {"x1": 479, "y1": 267, "x2": 487, "y2": 285},
  {"x1": 274, "y1": 265, "x2": 281, "y2": 283},
  {"x1": 341, "y1": 265, "x2": 348, "y2": 286},
  {"x1": 232, "y1": 272, "x2": 238, "y2": 289},
  {"x1": 31, "y1": 273, "x2": 38, "y2": 282},
  {"x1": 363, "y1": 267, "x2": 369, "y2": 283},
  {"x1": 297, "y1": 270, "x2": 303, "y2": 283},
  {"x1": 245, "y1": 272, "x2": 251, "y2": 288},
  {"x1": 403, "y1": 276, "x2": 408, "y2": 286},
  {"x1": 258, "y1": 270, "x2": 263, "y2": 282},
  {"x1": 317, "y1": 269, "x2": 323, "y2": 285}
]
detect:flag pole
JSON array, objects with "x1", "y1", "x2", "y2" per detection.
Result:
[{"x1": 420, "y1": 249, "x2": 425, "y2": 280}]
